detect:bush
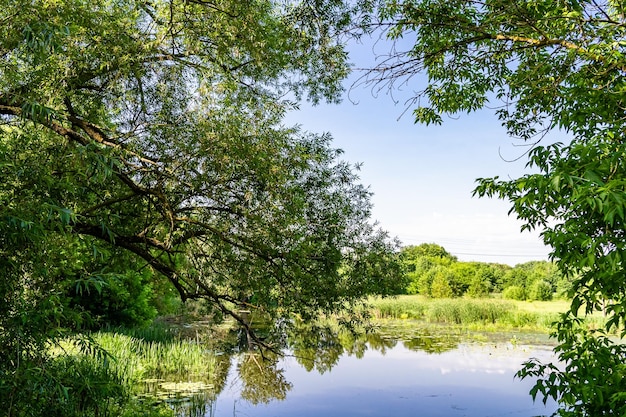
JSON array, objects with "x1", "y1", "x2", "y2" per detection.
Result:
[
  {"x1": 528, "y1": 280, "x2": 553, "y2": 301},
  {"x1": 466, "y1": 274, "x2": 491, "y2": 298},
  {"x1": 430, "y1": 272, "x2": 454, "y2": 298},
  {"x1": 69, "y1": 271, "x2": 158, "y2": 329},
  {"x1": 502, "y1": 285, "x2": 527, "y2": 301}
]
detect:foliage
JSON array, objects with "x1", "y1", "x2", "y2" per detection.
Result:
[
  {"x1": 503, "y1": 286, "x2": 527, "y2": 301},
  {"x1": 466, "y1": 266, "x2": 493, "y2": 298},
  {"x1": 400, "y1": 243, "x2": 457, "y2": 262},
  {"x1": 69, "y1": 270, "x2": 157, "y2": 329},
  {"x1": 1, "y1": 1, "x2": 401, "y2": 415},
  {"x1": 400, "y1": 243, "x2": 454, "y2": 295},
  {"x1": 398, "y1": 244, "x2": 559, "y2": 298},
  {"x1": 0, "y1": 330, "x2": 171, "y2": 417},
  {"x1": 368, "y1": 0, "x2": 626, "y2": 414},
  {"x1": 518, "y1": 316, "x2": 626, "y2": 416},
  {"x1": 429, "y1": 267, "x2": 455, "y2": 298},
  {"x1": 529, "y1": 280, "x2": 554, "y2": 301},
  {"x1": 2, "y1": 0, "x2": 403, "y2": 332}
]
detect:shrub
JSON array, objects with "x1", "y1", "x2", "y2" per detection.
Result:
[
  {"x1": 528, "y1": 280, "x2": 553, "y2": 301},
  {"x1": 502, "y1": 285, "x2": 527, "y2": 301},
  {"x1": 430, "y1": 273, "x2": 454, "y2": 298},
  {"x1": 466, "y1": 274, "x2": 491, "y2": 298},
  {"x1": 69, "y1": 271, "x2": 158, "y2": 329}
]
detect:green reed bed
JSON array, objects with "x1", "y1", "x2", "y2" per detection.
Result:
[
  {"x1": 50, "y1": 327, "x2": 223, "y2": 417},
  {"x1": 369, "y1": 296, "x2": 566, "y2": 332},
  {"x1": 92, "y1": 331, "x2": 219, "y2": 384},
  {"x1": 424, "y1": 298, "x2": 513, "y2": 325}
]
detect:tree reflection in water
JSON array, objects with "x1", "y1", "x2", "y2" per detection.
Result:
[
  {"x1": 237, "y1": 351, "x2": 292, "y2": 405},
  {"x1": 151, "y1": 320, "x2": 496, "y2": 416},
  {"x1": 227, "y1": 321, "x2": 462, "y2": 398}
]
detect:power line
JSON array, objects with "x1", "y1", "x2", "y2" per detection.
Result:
[
  {"x1": 451, "y1": 251, "x2": 548, "y2": 258},
  {"x1": 395, "y1": 234, "x2": 550, "y2": 261}
]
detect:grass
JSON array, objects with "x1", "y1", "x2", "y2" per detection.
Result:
[
  {"x1": 54, "y1": 325, "x2": 225, "y2": 417},
  {"x1": 368, "y1": 295, "x2": 607, "y2": 333},
  {"x1": 92, "y1": 331, "x2": 220, "y2": 384}
]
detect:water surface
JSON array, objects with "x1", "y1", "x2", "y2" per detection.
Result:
[{"x1": 209, "y1": 331, "x2": 558, "y2": 417}]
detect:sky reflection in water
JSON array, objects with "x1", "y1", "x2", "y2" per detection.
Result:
[{"x1": 212, "y1": 335, "x2": 558, "y2": 417}]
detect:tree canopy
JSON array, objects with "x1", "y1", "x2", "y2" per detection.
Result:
[
  {"x1": 398, "y1": 243, "x2": 562, "y2": 299},
  {"x1": 0, "y1": 5, "x2": 408, "y2": 413},
  {"x1": 1, "y1": 0, "x2": 404, "y2": 327},
  {"x1": 367, "y1": 0, "x2": 626, "y2": 414}
]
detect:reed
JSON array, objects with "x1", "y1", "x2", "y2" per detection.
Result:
[
  {"x1": 50, "y1": 327, "x2": 222, "y2": 417},
  {"x1": 368, "y1": 295, "x2": 602, "y2": 332},
  {"x1": 92, "y1": 331, "x2": 219, "y2": 384},
  {"x1": 423, "y1": 298, "x2": 513, "y2": 325}
]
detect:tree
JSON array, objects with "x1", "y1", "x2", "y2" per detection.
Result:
[
  {"x1": 528, "y1": 279, "x2": 553, "y2": 301},
  {"x1": 1, "y1": 1, "x2": 403, "y2": 414},
  {"x1": 366, "y1": 0, "x2": 626, "y2": 414},
  {"x1": 399, "y1": 243, "x2": 456, "y2": 294},
  {"x1": 429, "y1": 267, "x2": 454, "y2": 298},
  {"x1": 502, "y1": 285, "x2": 527, "y2": 301},
  {"x1": 1, "y1": 0, "x2": 403, "y2": 333},
  {"x1": 503, "y1": 267, "x2": 531, "y2": 294},
  {"x1": 401, "y1": 243, "x2": 457, "y2": 261},
  {"x1": 466, "y1": 265, "x2": 493, "y2": 298}
]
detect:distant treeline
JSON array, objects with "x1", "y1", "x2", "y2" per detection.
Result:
[{"x1": 398, "y1": 243, "x2": 568, "y2": 301}]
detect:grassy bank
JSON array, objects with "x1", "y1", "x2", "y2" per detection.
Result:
[
  {"x1": 50, "y1": 325, "x2": 225, "y2": 417},
  {"x1": 368, "y1": 295, "x2": 605, "y2": 332}
]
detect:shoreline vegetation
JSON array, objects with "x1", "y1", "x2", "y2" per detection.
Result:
[
  {"x1": 47, "y1": 296, "x2": 606, "y2": 417},
  {"x1": 369, "y1": 295, "x2": 607, "y2": 333}
]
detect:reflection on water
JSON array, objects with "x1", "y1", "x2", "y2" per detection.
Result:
[{"x1": 142, "y1": 323, "x2": 558, "y2": 417}]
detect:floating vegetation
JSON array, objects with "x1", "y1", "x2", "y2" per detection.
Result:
[
  {"x1": 137, "y1": 380, "x2": 216, "y2": 417},
  {"x1": 53, "y1": 328, "x2": 229, "y2": 417}
]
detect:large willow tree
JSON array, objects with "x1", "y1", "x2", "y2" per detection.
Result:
[
  {"x1": 0, "y1": 1, "x2": 402, "y2": 412},
  {"x1": 365, "y1": 0, "x2": 626, "y2": 414}
]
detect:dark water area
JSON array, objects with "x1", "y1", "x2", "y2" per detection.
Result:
[{"x1": 205, "y1": 329, "x2": 558, "y2": 417}]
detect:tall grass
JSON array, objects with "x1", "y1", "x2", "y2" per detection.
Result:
[
  {"x1": 369, "y1": 295, "x2": 570, "y2": 331},
  {"x1": 424, "y1": 299, "x2": 513, "y2": 324},
  {"x1": 92, "y1": 331, "x2": 220, "y2": 385},
  {"x1": 53, "y1": 327, "x2": 223, "y2": 417}
]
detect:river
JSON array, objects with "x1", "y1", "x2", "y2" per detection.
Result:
[{"x1": 194, "y1": 326, "x2": 559, "y2": 417}]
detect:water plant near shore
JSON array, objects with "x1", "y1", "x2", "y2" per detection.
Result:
[
  {"x1": 369, "y1": 296, "x2": 608, "y2": 332},
  {"x1": 45, "y1": 327, "x2": 227, "y2": 417}
]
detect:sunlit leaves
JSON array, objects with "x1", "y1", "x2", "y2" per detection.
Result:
[
  {"x1": 0, "y1": 1, "x2": 405, "y2": 415},
  {"x1": 0, "y1": 0, "x2": 403, "y2": 341},
  {"x1": 372, "y1": 0, "x2": 626, "y2": 414},
  {"x1": 518, "y1": 318, "x2": 626, "y2": 415}
]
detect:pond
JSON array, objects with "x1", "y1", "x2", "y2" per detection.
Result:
[{"x1": 158, "y1": 324, "x2": 558, "y2": 417}]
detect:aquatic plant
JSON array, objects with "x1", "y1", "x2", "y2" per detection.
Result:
[{"x1": 368, "y1": 296, "x2": 608, "y2": 333}]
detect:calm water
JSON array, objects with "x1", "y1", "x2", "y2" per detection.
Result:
[{"x1": 207, "y1": 332, "x2": 558, "y2": 417}]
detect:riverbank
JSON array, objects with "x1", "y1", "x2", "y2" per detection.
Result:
[
  {"x1": 368, "y1": 295, "x2": 605, "y2": 333},
  {"x1": 44, "y1": 296, "x2": 603, "y2": 417}
]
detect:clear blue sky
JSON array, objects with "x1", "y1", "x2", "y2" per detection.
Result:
[{"x1": 284, "y1": 37, "x2": 554, "y2": 266}]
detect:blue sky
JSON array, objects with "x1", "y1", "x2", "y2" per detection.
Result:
[{"x1": 284, "y1": 37, "x2": 554, "y2": 266}]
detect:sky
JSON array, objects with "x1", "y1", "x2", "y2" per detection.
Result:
[{"x1": 284, "y1": 37, "x2": 554, "y2": 266}]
